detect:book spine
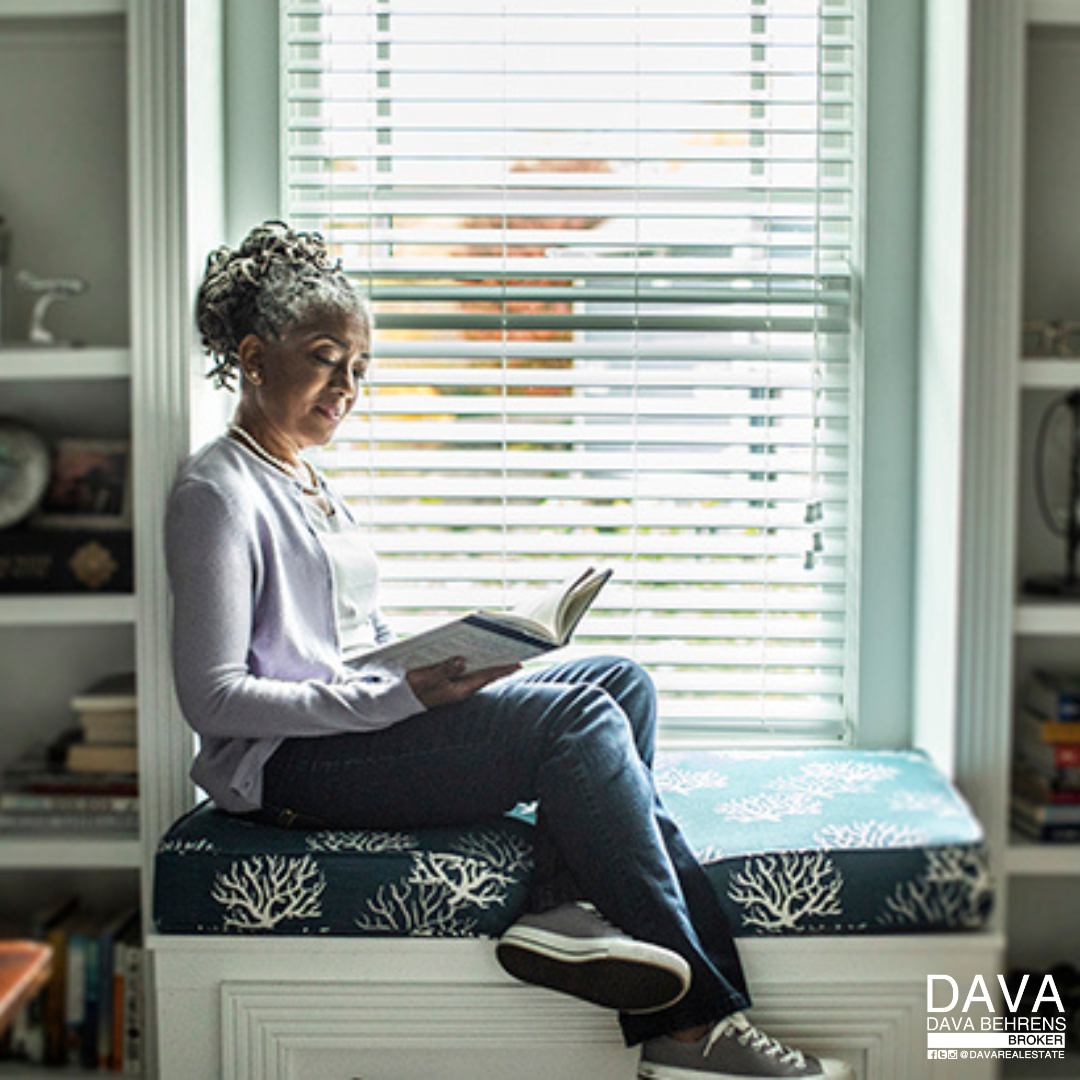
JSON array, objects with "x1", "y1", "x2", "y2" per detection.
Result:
[
  {"x1": 1013, "y1": 783, "x2": 1080, "y2": 804},
  {"x1": 110, "y1": 940, "x2": 126, "y2": 1072},
  {"x1": 121, "y1": 942, "x2": 143, "y2": 1074},
  {"x1": 96, "y1": 926, "x2": 115, "y2": 1070},
  {"x1": 1013, "y1": 798, "x2": 1080, "y2": 825},
  {"x1": 1028, "y1": 674, "x2": 1080, "y2": 722},
  {"x1": 26, "y1": 778, "x2": 139, "y2": 796},
  {"x1": 80, "y1": 934, "x2": 100, "y2": 1071},
  {"x1": 64, "y1": 932, "x2": 87, "y2": 1067},
  {"x1": 1012, "y1": 816, "x2": 1080, "y2": 842},
  {"x1": 0, "y1": 792, "x2": 139, "y2": 813},
  {"x1": 20, "y1": 896, "x2": 77, "y2": 1065},
  {"x1": 464, "y1": 612, "x2": 556, "y2": 650},
  {"x1": 43, "y1": 921, "x2": 72, "y2": 1065},
  {"x1": 0, "y1": 810, "x2": 138, "y2": 831},
  {"x1": 1014, "y1": 734, "x2": 1080, "y2": 769}
]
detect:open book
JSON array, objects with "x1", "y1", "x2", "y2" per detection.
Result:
[{"x1": 354, "y1": 566, "x2": 612, "y2": 674}]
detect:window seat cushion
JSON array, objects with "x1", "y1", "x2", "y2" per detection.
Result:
[{"x1": 153, "y1": 748, "x2": 992, "y2": 937}]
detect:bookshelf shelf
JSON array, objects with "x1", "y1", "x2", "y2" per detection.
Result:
[
  {"x1": 1020, "y1": 357, "x2": 1080, "y2": 389},
  {"x1": 1028, "y1": 0, "x2": 1080, "y2": 29},
  {"x1": 0, "y1": 0, "x2": 124, "y2": 17},
  {"x1": 1005, "y1": 832, "x2": 1080, "y2": 876},
  {"x1": 0, "y1": 1067, "x2": 122, "y2": 1078},
  {"x1": 0, "y1": 835, "x2": 140, "y2": 870},
  {"x1": 1014, "y1": 601, "x2": 1080, "y2": 636},
  {"x1": 0, "y1": 835, "x2": 139, "y2": 870},
  {"x1": 0, "y1": 348, "x2": 130, "y2": 381},
  {"x1": 0, "y1": 596, "x2": 135, "y2": 627}
]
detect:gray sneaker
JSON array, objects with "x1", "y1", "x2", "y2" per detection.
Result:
[
  {"x1": 638, "y1": 1013, "x2": 855, "y2": 1079},
  {"x1": 496, "y1": 902, "x2": 691, "y2": 1014}
]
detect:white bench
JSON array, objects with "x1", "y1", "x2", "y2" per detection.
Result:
[
  {"x1": 150, "y1": 931, "x2": 1004, "y2": 1079},
  {"x1": 151, "y1": 750, "x2": 1002, "y2": 1078}
]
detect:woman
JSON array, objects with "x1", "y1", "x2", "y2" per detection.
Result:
[{"x1": 166, "y1": 221, "x2": 853, "y2": 1080}]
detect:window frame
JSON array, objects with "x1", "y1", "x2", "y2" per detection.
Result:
[{"x1": 221, "y1": 0, "x2": 923, "y2": 749}]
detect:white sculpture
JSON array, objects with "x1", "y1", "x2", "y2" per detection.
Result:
[{"x1": 15, "y1": 269, "x2": 87, "y2": 346}]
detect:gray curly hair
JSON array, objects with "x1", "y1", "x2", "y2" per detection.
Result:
[{"x1": 195, "y1": 221, "x2": 371, "y2": 390}]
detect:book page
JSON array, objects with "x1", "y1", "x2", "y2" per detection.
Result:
[
  {"x1": 555, "y1": 567, "x2": 613, "y2": 641},
  {"x1": 514, "y1": 567, "x2": 598, "y2": 636}
]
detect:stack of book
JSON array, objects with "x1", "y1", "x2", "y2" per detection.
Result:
[
  {"x1": 64, "y1": 673, "x2": 138, "y2": 778},
  {"x1": 0, "y1": 672, "x2": 137, "y2": 835},
  {"x1": 0, "y1": 897, "x2": 143, "y2": 1072},
  {"x1": 1013, "y1": 669, "x2": 1080, "y2": 842}
]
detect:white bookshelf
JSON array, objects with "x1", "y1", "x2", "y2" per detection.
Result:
[
  {"x1": 973, "y1": 3, "x2": 1080, "y2": 1013},
  {"x1": 0, "y1": 3, "x2": 146, "y2": 1072}
]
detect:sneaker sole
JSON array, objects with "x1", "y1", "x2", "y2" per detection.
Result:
[
  {"x1": 496, "y1": 928, "x2": 690, "y2": 1015},
  {"x1": 638, "y1": 1052, "x2": 855, "y2": 1079},
  {"x1": 639, "y1": 1064, "x2": 741, "y2": 1080}
]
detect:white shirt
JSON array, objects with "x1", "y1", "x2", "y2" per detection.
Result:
[{"x1": 302, "y1": 494, "x2": 381, "y2": 662}]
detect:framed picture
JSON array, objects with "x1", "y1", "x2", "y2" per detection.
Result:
[{"x1": 33, "y1": 439, "x2": 132, "y2": 530}]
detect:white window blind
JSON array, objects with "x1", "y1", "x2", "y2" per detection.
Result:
[{"x1": 281, "y1": 0, "x2": 860, "y2": 743}]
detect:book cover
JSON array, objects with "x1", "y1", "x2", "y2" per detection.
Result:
[{"x1": 0, "y1": 529, "x2": 133, "y2": 594}]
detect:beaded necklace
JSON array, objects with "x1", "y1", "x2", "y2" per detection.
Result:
[{"x1": 227, "y1": 423, "x2": 320, "y2": 497}]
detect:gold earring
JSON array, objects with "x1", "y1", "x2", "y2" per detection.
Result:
[{"x1": 247, "y1": 369, "x2": 262, "y2": 385}]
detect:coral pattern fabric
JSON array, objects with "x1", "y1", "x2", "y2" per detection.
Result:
[{"x1": 154, "y1": 750, "x2": 992, "y2": 937}]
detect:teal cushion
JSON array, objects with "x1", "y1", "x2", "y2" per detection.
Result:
[
  {"x1": 154, "y1": 749, "x2": 992, "y2": 937},
  {"x1": 154, "y1": 810, "x2": 534, "y2": 936},
  {"x1": 656, "y1": 749, "x2": 991, "y2": 935}
]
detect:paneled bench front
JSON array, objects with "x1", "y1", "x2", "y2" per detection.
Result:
[{"x1": 150, "y1": 750, "x2": 1004, "y2": 1079}]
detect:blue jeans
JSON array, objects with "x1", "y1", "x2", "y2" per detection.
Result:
[{"x1": 259, "y1": 655, "x2": 751, "y2": 1044}]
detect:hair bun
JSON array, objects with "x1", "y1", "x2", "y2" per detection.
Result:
[{"x1": 195, "y1": 219, "x2": 364, "y2": 391}]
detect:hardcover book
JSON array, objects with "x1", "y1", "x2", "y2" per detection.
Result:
[
  {"x1": 355, "y1": 566, "x2": 613, "y2": 673},
  {"x1": 0, "y1": 529, "x2": 132, "y2": 594}
]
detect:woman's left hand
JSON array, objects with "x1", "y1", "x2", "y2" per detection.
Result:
[{"x1": 407, "y1": 656, "x2": 521, "y2": 708}]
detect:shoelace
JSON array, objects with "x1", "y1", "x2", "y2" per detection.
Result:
[{"x1": 704, "y1": 1013, "x2": 807, "y2": 1068}]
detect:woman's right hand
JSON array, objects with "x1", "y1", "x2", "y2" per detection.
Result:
[{"x1": 406, "y1": 656, "x2": 521, "y2": 709}]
